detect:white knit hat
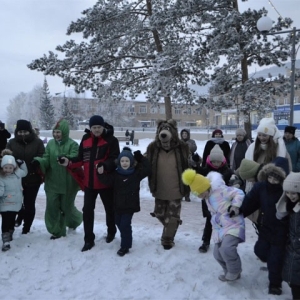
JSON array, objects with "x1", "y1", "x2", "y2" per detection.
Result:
[
  {"x1": 283, "y1": 172, "x2": 300, "y2": 193},
  {"x1": 1, "y1": 155, "x2": 16, "y2": 168},
  {"x1": 256, "y1": 118, "x2": 277, "y2": 136}
]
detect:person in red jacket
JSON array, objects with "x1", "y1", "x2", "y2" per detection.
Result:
[{"x1": 59, "y1": 115, "x2": 120, "y2": 252}]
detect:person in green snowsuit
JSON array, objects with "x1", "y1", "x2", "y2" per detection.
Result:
[{"x1": 33, "y1": 119, "x2": 83, "y2": 239}]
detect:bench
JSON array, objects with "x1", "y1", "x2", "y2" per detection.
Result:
[{"x1": 115, "y1": 136, "x2": 139, "y2": 146}]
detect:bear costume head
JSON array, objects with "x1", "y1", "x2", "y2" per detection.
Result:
[{"x1": 155, "y1": 119, "x2": 180, "y2": 151}]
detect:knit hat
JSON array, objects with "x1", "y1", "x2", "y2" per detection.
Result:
[
  {"x1": 118, "y1": 147, "x2": 134, "y2": 167},
  {"x1": 284, "y1": 126, "x2": 297, "y2": 135},
  {"x1": 16, "y1": 119, "x2": 32, "y2": 132},
  {"x1": 256, "y1": 118, "x2": 276, "y2": 136},
  {"x1": 89, "y1": 115, "x2": 105, "y2": 128},
  {"x1": 236, "y1": 128, "x2": 246, "y2": 136},
  {"x1": 1, "y1": 155, "x2": 16, "y2": 168},
  {"x1": 283, "y1": 172, "x2": 300, "y2": 193},
  {"x1": 212, "y1": 129, "x2": 223, "y2": 137},
  {"x1": 209, "y1": 144, "x2": 225, "y2": 162},
  {"x1": 182, "y1": 169, "x2": 211, "y2": 196},
  {"x1": 238, "y1": 159, "x2": 261, "y2": 180}
]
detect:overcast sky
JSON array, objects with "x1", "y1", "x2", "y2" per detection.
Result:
[{"x1": 0, "y1": 0, "x2": 299, "y2": 122}]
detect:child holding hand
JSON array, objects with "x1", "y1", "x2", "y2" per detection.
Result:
[
  {"x1": 0, "y1": 154, "x2": 27, "y2": 251},
  {"x1": 276, "y1": 172, "x2": 300, "y2": 300},
  {"x1": 182, "y1": 169, "x2": 245, "y2": 281}
]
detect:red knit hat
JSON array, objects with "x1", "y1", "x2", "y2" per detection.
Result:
[{"x1": 212, "y1": 129, "x2": 223, "y2": 137}]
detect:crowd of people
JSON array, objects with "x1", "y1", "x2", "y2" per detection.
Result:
[{"x1": 0, "y1": 116, "x2": 300, "y2": 299}]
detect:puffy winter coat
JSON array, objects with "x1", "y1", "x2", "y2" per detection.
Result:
[
  {"x1": 277, "y1": 194, "x2": 300, "y2": 285},
  {"x1": 98, "y1": 157, "x2": 151, "y2": 214},
  {"x1": 69, "y1": 124, "x2": 120, "y2": 189},
  {"x1": 6, "y1": 130, "x2": 45, "y2": 187},
  {"x1": 284, "y1": 137, "x2": 300, "y2": 172},
  {"x1": 34, "y1": 119, "x2": 80, "y2": 194},
  {"x1": 0, "y1": 163, "x2": 28, "y2": 212},
  {"x1": 205, "y1": 172, "x2": 245, "y2": 243},
  {"x1": 180, "y1": 129, "x2": 197, "y2": 154}
]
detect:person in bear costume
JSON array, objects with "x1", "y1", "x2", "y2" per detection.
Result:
[{"x1": 146, "y1": 119, "x2": 189, "y2": 250}]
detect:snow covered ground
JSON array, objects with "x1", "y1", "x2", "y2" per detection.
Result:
[{"x1": 0, "y1": 138, "x2": 292, "y2": 300}]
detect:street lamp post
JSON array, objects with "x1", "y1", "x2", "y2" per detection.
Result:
[{"x1": 257, "y1": 16, "x2": 300, "y2": 126}]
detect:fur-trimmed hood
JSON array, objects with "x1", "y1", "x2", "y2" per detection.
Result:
[{"x1": 257, "y1": 157, "x2": 289, "y2": 182}]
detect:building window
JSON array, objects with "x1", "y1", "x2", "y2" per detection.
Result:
[
  {"x1": 150, "y1": 107, "x2": 158, "y2": 114},
  {"x1": 139, "y1": 105, "x2": 147, "y2": 114},
  {"x1": 159, "y1": 107, "x2": 165, "y2": 114},
  {"x1": 175, "y1": 108, "x2": 181, "y2": 115}
]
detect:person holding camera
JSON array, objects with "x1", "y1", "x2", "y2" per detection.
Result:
[
  {"x1": 32, "y1": 119, "x2": 82, "y2": 239},
  {"x1": 0, "y1": 121, "x2": 11, "y2": 153}
]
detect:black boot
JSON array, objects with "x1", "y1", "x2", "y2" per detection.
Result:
[
  {"x1": 199, "y1": 242, "x2": 210, "y2": 253},
  {"x1": 2, "y1": 233, "x2": 11, "y2": 252},
  {"x1": 117, "y1": 248, "x2": 129, "y2": 256},
  {"x1": 106, "y1": 233, "x2": 115, "y2": 243},
  {"x1": 81, "y1": 242, "x2": 95, "y2": 252},
  {"x1": 268, "y1": 284, "x2": 282, "y2": 295}
]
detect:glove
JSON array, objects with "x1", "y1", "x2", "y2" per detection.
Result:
[
  {"x1": 30, "y1": 160, "x2": 40, "y2": 170},
  {"x1": 16, "y1": 159, "x2": 24, "y2": 167},
  {"x1": 57, "y1": 156, "x2": 65, "y2": 164},
  {"x1": 133, "y1": 150, "x2": 143, "y2": 162},
  {"x1": 228, "y1": 205, "x2": 240, "y2": 218},
  {"x1": 192, "y1": 153, "x2": 201, "y2": 163},
  {"x1": 57, "y1": 156, "x2": 69, "y2": 166},
  {"x1": 96, "y1": 162, "x2": 105, "y2": 174}
]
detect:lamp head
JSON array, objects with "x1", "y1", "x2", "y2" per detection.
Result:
[{"x1": 257, "y1": 16, "x2": 273, "y2": 34}]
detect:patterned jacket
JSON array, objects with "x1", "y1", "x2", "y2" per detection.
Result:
[{"x1": 205, "y1": 172, "x2": 245, "y2": 243}]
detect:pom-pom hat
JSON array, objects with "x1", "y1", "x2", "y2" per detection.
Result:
[
  {"x1": 89, "y1": 115, "x2": 105, "y2": 128},
  {"x1": 283, "y1": 172, "x2": 300, "y2": 193},
  {"x1": 1, "y1": 155, "x2": 16, "y2": 168},
  {"x1": 182, "y1": 169, "x2": 210, "y2": 196},
  {"x1": 212, "y1": 129, "x2": 223, "y2": 137}
]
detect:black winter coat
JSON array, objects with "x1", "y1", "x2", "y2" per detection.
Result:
[
  {"x1": 282, "y1": 210, "x2": 300, "y2": 285},
  {"x1": 202, "y1": 138, "x2": 230, "y2": 168},
  {"x1": 0, "y1": 129, "x2": 11, "y2": 152},
  {"x1": 241, "y1": 181, "x2": 288, "y2": 245},
  {"x1": 98, "y1": 157, "x2": 151, "y2": 214}
]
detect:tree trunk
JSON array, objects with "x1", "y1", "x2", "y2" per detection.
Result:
[
  {"x1": 244, "y1": 111, "x2": 253, "y2": 141},
  {"x1": 164, "y1": 96, "x2": 172, "y2": 120}
]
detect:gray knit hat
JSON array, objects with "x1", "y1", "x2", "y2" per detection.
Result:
[
  {"x1": 236, "y1": 128, "x2": 246, "y2": 136},
  {"x1": 238, "y1": 159, "x2": 260, "y2": 180},
  {"x1": 283, "y1": 172, "x2": 300, "y2": 193},
  {"x1": 209, "y1": 144, "x2": 224, "y2": 162}
]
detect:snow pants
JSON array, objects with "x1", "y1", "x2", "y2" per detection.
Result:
[
  {"x1": 213, "y1": 234, "x2": 242, "y2": 276},
  {"x1": 254, "y1": 237, "x2": 285, "y2": 286},
  {"x1": 115, "y1": 213, "x2": 134, "y2": 249},
  {"x1": 82, "y1": 187, "x2": 117, "y2": 244},
  {"x1": 45, "y1": 190, "x2": 82, "y2": 238},
  {"x1": 154, "y1": 198, "x2": 182, "y2": 247}
]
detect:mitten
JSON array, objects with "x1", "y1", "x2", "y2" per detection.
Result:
[
  {"x1": 133, "y1": 150, "x2": 143, "y2": 162},
  {"x1": 228, "y1": 205, "x2": 240, "y2": 218},
  {"x1": 96, "y1": 162, "x2": 104, "y2": 174},
  {"x1": 192, "y1": 153, "x2": 201, "y2": 163},
  {"x1": 30, "y1": 160, "x2": 40, "y2": 170},
  {"x1": 16, "y1": 159, "x2": 24, "y2": 167}
]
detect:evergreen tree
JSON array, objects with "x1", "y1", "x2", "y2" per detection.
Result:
[
  {"x1": 61, "y1": 95, "x2": 76, "y2": 129},
  {"x1": 40, "y1": 78, "x2": 55, "y2": 130},
  {"x1": 200, "y1": 0, "x2": 298, "y2": 137},
  {"x1": 27, "y1": 0, "x2": 228, "y2": 119}
]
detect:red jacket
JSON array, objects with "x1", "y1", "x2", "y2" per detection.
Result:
[{"x1": 69, "y1": 126, "x2": 120, "y2": 190}]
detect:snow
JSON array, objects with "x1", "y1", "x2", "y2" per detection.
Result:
[{"x1": 0, "y1": 138, "x2": 291, "y2": 300}]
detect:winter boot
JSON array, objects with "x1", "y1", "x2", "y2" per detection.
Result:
[
  {"x1": 184, "y1": 196, "x2": 191, "y2": 202},
  {"x1": 2, "y1": 232, "x2": 11, "y2": 252},
  {"x1": 268, "y1": 284, "x2": 282, "y2": 295},
  {"x1": 117, "y1": 248, "x2": 129, "y2": 256},
  {"x1": 199, "y1": 242, "x2": 210, "y2": 253}
]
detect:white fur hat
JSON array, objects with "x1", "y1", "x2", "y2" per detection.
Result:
[
  {"x1": 256, "y1": 118, "x2": 277, "y2": 136},
  {"x1": 1, "y1": 155, "x2": 16, "y2": 168}
]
